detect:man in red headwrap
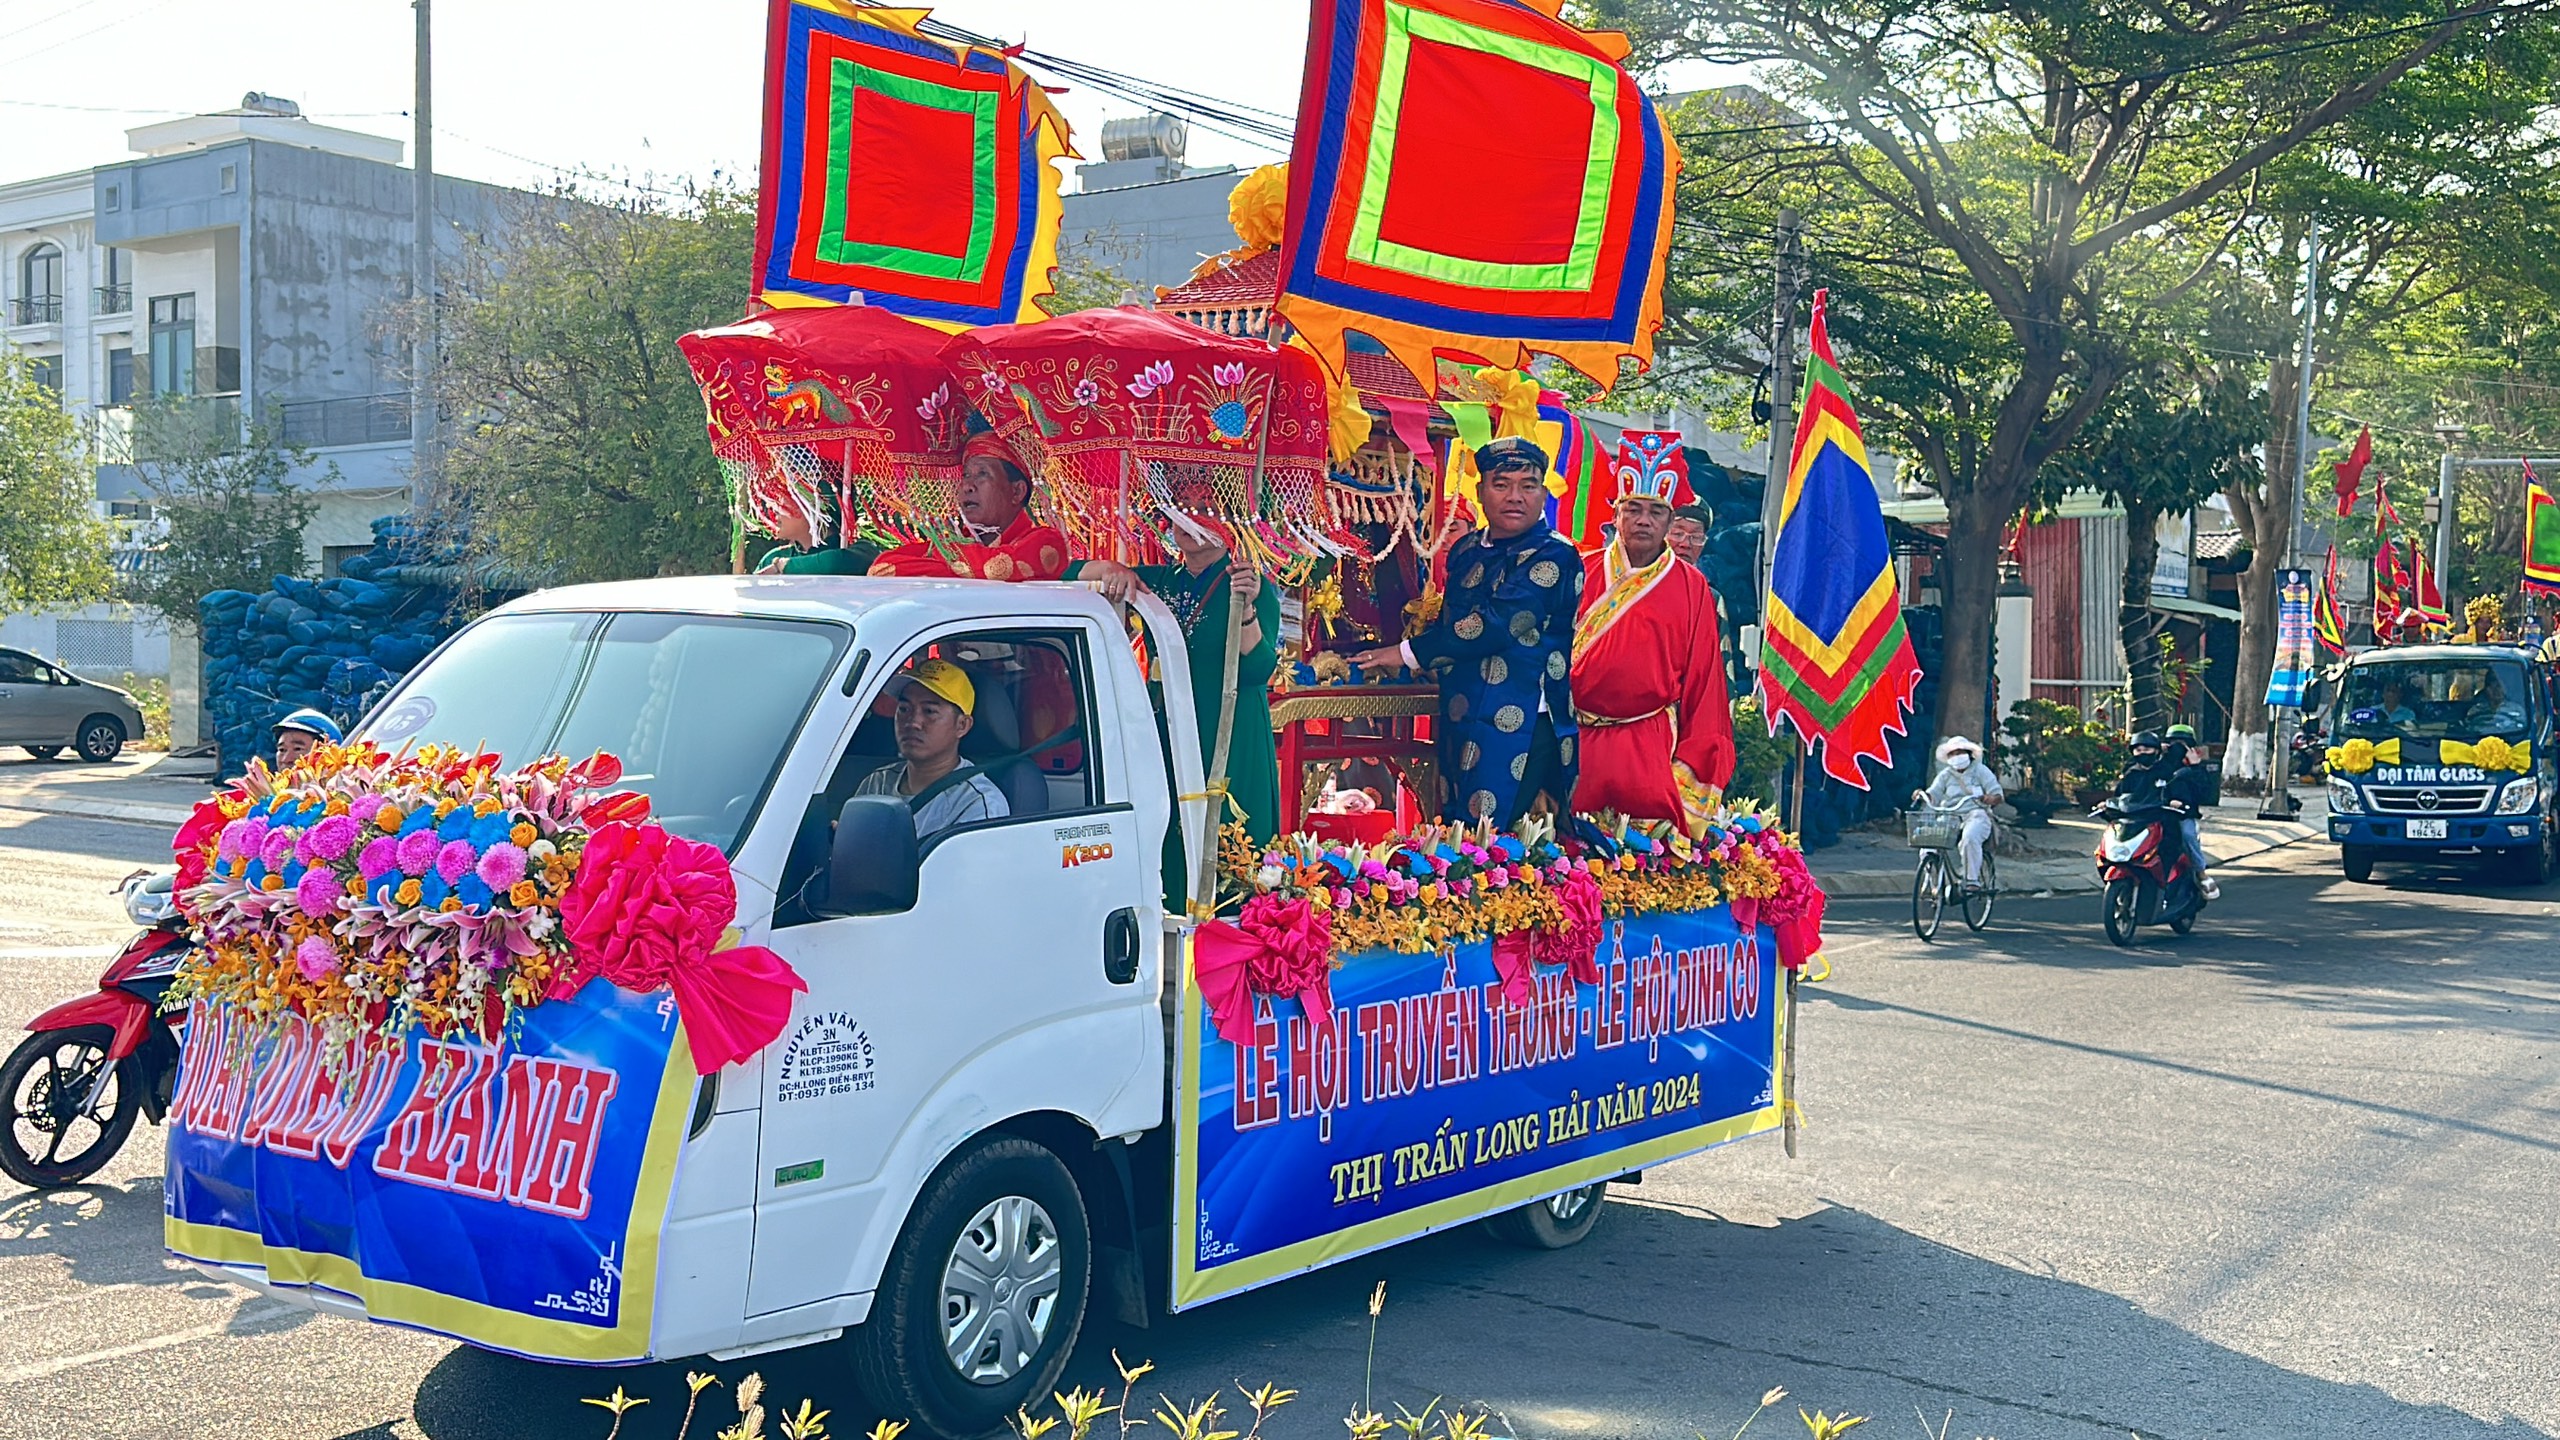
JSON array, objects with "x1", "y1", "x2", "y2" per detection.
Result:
[
  {"x1": 1570, "y1": 432, "x2": 1734, "y2": 834},
  {"x1": 870, "y1": 432, "x2": 1071, "y2": 581}
]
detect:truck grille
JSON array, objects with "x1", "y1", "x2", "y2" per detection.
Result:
[{"x1": 2365, "y1": 785, "x2": 2495, "y2": 815}]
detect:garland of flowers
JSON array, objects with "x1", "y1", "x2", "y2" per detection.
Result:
[
  {"x1": 170, "y1": 743, "x2": 803, "y2": 1073},
  {"x1": 1194, "y1": 805, "x2": 1825, "y2": 1042}
]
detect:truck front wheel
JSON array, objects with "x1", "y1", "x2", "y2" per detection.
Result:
[
  {"x1": 849, "y1": 1137, "x2": 1091, "y2": 1439},
  {"x1": 2341, "y1": 845, "x2": 2375, "y2": 884},
  {"x1": 1483, "y1": 1182, "x2": 1609, "y2": 1250}
]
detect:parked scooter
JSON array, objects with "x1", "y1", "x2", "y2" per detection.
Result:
[
  {"x1": 2290, "y1": 720, "x2": 2330, "y2": 783},
  {"x1": 0, "y1": 871, "x2": 190, "y2": 1188},
  {"x1": 2093, "y1": 800, "x2": 2208, "y2": 947}
]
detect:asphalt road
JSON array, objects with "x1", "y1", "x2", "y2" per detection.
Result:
[{"x1": 0, "y1": 799, "x2": 2554, "y2": 1440}]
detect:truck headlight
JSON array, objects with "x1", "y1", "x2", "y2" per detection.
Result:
[
  {"x1": 2327, "y1": 777, "x2": 2363, "y2": 815},
  {"x1": 2496, "y1": 777, "x2": 2541, "y2": 815}
]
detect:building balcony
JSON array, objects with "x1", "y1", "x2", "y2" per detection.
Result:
[
  {"x1": 8, "y1": 295, "x2": 63, "y2": 326},
  {"x1": 276, "y1": 392, "x2": 411, "y2": 448},
  {"x1": 94, "y1": 284, "x2": 132, "y2": 316},
  {"x1": 94, "y1": 394, "x2": 246, "y2": 464}
]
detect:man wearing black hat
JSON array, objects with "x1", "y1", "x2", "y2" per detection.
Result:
[{"x1": 1353, "y1": 436, "x2": 1583, "y2": 825}]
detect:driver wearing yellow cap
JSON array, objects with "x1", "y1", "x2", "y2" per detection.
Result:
[{"x1": 856, "y1": 658, "x2": 1010, "y2": 839}]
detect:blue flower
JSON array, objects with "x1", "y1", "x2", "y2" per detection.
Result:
[
  {"x1": 456, "y1": 876, "x2": 495, "y2": 910},
  {"x1": 420, "y1": 871, "x2": 452, "y2": 908},
  {"x1": 437, "y1": 807, "x2": 476, "y2": 841},
  {"x1": 369, "y1": 872, "x2": 400, "y2": 906},
  {"x1": 468, "y1": 812, "x2": 512, "y2": 849},
  {"x1": 399, "y1": 807, "x2": 438, "y2": 836}
]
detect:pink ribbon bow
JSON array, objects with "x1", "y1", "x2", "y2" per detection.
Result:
[{"x1": 1194, "y1": 894, "x2": 1337, "y2": 1047}]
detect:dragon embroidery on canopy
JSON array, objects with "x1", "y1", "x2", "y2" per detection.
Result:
[{"x1": 764, "y1": 362, "x2": 853, "y2": 427}]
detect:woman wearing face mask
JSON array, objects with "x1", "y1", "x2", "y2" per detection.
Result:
[{"x1": 1913, "y1": 735, "x2": 2002, "y2": 891}]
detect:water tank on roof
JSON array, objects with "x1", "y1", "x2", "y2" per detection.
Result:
[
  {"x1": 1100, "y1": 113, "x2": 1187, "y2": 165},
  {"x1": 239, "y1": 92, "x2": 303, "y2": 118}
]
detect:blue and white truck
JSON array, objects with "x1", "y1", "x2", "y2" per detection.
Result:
[{"x1": 2324, "y1": 642, "x2": 2559, "y2": 884}]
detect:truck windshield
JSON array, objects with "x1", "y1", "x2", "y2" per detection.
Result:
[
  {"x1": 357, "y1": 611, "x2": 848, "y2": 854},
  {"x1": 2337, "y1": 657, "x2": 2533, "y2": 742}
]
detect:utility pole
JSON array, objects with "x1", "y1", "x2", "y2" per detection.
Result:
[
  {"x1": 2260, "y1": 223, "x2": 2318, "y2": 819},
  {"x1": 1756, "y1": 209, "x2": 1803, "y2": 614},
  {"x1": 412, "y1": 0, "x2": 441, "y2": 513},
  {"x1": 2434, "y1": 444, "x2": 2459, "y2": 589}
]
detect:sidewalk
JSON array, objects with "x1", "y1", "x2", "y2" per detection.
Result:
[
  {"x1": 0, "y1": 751, "x2": 217, "y2": 829},
  {"x1": 1810, "y1": 789, "x2": 2329, "y2": 898}
]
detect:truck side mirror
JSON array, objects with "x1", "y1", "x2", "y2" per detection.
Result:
[{"x1": 819, "y1": 795, "x2": 921, "y2": 917}]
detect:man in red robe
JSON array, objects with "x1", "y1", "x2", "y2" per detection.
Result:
[
  {"x1": 1570, "y1": 442, "x2": 1734, "y2": 834},
  {"x1": 870, "y1": 432, "x2": 1071, "y2": 581}
]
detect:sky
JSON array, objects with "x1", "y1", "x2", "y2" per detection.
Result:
[{"x1": 0, "y1": 0, "x2": 1315, "y2": 194}]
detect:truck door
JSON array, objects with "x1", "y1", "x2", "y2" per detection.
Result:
[{"x1": 743, "y1": 616, "x2": 1164, "y2": 1320}]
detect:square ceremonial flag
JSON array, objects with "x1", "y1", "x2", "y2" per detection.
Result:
[
  {"x1": 754, "y1": 1, "x2": 1070, "y2": 328},
  {"x1": 1276, "y1": 0, "x2": 1679, "y2": 391},
  {"x1": 2526, "y1": 464, "x2": 2560, "y2": 596}
]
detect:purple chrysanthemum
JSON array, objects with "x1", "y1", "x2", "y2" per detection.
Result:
[
  {"x1": 436, "y1": 839, "x2": 478, "y2": 883},
  {"x1": 396, "y1": 828, "x2": 441, "y2": 877},
  {"x1": 300, "y1": 814, "x2": 361, "y2": 863},
  {"x1": 357, "y1": 835, "x2": 400, "y2": 881},
  {"x1": 294, "y1": 936, "x2": 340, "y2": 981},
  {"x1": 294, "y1": 867, "x2": 341, "y2": 916},
  {"x1": 475, "y1": 842, "x2": 528, "y2": 892}
]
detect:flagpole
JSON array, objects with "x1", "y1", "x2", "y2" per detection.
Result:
[{"x1": 1758, "y1": 210, "x2": 1805, "y2": 1163}]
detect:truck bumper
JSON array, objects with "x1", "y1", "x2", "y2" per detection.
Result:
[{"x1": 2330, "y1": 813, "x2": 2542, "y2": 850}]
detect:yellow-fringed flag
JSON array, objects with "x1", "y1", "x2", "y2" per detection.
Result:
[
  {"x1": 2525, "y1": 461, "x2": 2560, "y2": 596},
  {"x1": 1758, "y1": 290, "x2": 1923, "y2": 786}
]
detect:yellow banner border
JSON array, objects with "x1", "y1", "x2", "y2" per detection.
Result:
[
  {"x1": 164, "y1": 1024, "x2": 699, "y2": 1364},
  {"x1": 1170, "y1": 920, "x2": 1785, "y2": 1311}
]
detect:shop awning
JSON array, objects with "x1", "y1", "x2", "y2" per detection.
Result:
[{"x1": 2149, "y1": 594, "x2": 2242, "y2": 623}]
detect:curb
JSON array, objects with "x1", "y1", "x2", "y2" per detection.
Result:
[
  {"x1": 1814, "y1": 825, "x2": 2325, "y2": 900},
  {"x1": 0, "y1": 795, "x2": 192, "y2": 828}
]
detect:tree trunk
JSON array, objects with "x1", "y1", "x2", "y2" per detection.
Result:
[
  {"x1": 1936, "y1": 487, "x2": 2011, "y2": 747},
  {"x1": 2119, "y1": 501, "x2": 2166, "y2": 730},
  {"x1": 2227, "y1": 355, "x2": 2303, "y2": 785}
]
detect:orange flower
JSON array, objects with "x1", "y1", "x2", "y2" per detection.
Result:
[
  {"x1": 395, "y1": 879, "x2": 422, "y2": 907},
  {"x1": 508, "y1": 880, "x2": 539, "y2": 907},
  {"x1": 509, "y1": 822, "x2": 536, "y2": 848},
  {"x1": 373, "y1": 804, "x2": 405, "y2": 832}
]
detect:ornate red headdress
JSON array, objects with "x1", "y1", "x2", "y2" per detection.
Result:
[{"x1": 1615, "y1": 430, "x2": 1692, "y2": 506}]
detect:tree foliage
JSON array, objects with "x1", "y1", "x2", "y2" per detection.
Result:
[
  {"x1": 1590, "y1": 0, "x2": 2554, "y2": 743},
  {"x1": 432, "y1": 183, "x2": 755, "y2": 584},
  {"x1": 0, "y1": 353, "x2": 112, "y2": 609},
  {"x1": 122, "y1": 402, "x2": 322, "y2": 623}
]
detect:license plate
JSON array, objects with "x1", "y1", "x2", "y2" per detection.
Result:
[{"x1": 2407, "y1": 818, "x2": 2448, "y2": 840}]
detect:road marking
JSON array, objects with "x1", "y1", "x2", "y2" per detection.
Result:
[
  {"x1": 0, "y1": 1282, "x2": 156, "y2": 1321},
  {"x1": 0, "y1": 946, "x2": 116, "y2": 960},
  {"x1": 0, "y1": 1298, "x2": 303, "y2": 1385}
]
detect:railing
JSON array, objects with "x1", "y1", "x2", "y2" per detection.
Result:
[
  {"x1": 94, "y1": 284, "x2": 131, "y2": 315},
  {"x1": 97, "y1": 395, "x2": 247, "y2": 463},
  {"x1": 9, "y1": 295, "x2": 62, "y2": 325},
  {"x1": 276, "y1": 392, "x2": 411, "y2": 448}
]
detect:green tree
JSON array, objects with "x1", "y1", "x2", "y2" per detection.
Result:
[
  {"x1": 1591, "y1": 0, "x2": 2551, "y2": 745},
  {"x1": 2037, "y1": 359, "x2": 2265, "y2": 730},
  {"x1": 0, "y1": 353, "x2": 112, "y2": 607},
  {"x1": 431, "y1": 182, "x2": 754, "y2": 584},
  {"x1": 122, "y1": 401, "x2": 322, "y2": 622}
]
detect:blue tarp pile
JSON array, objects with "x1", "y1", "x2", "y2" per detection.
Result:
[{"x1": 197, "y1": 517, "x2": 466, "y2": 777}]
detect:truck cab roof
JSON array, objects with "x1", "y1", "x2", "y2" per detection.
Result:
[
  {"x1": 489, "y1": 574, "x2": 1128, "y2": 630},
  {"x1": 2345, "y1": 642, "x2": 2540, "y2": 666}
]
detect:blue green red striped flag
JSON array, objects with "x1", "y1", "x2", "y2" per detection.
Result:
[{"x1": 1758, "y1": 290, "x2": 1923, "y2": 786}]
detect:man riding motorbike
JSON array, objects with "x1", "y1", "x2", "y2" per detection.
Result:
[
  {"x1": 2163, "y1": 724, "x2": 2219, "y2": 899},
  {"x1": 2118, "y1": 729, "x2": 2215, "y2": 900}
]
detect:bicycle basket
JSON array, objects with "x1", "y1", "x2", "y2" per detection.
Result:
[{"x1": 1905, "y1": 809, "x2": 1963, "y2": 849}]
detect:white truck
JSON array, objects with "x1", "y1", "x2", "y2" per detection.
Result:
[{"x1": 172, "y1": 576, "x2": 1788, "y2": 1438}]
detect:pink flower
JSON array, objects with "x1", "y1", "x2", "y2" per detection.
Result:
[
  {"x1": 476, "y1": 842, "x2": 528, "y2": 892},
  {"x1": 299, "y1": 814, "x2": 360, "y2": 863},
  {"x1": 357, "y1": 836, "x2": 400, "y2": 881},
  {"x1": 218, "y1": 816, "x2": 265, "y2": 861},
  {"x1": 259, "y1": 828, "x2": 298, "y2": 869},
  {"x1": 396, "y1": 829, "x2": 441, "y2": 877},
  {"x1": 294, "y1": 936, "x2": 340, "y2": 980},
  {"x1": 294, "y1": 867, "x2": 342, "y2": 917},
  {"x1": 436, "y1": 839, "x2": 478, "y2": 883},
  {"x1": 345, "y1": 795, "x2": 385, "y2": 828},
  {"x1": 1486, "y1": 867, "x2": 1511, "y2": 889},
  {"x1": 556, "y1": 821, "x2": 739, "y2": 995}
]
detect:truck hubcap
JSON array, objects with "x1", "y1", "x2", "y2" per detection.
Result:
[{"x1": 940, "y1": 1195, "x2": 1060, "y2": 1384}]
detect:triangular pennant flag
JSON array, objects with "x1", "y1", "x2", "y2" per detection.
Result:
[
  {"x1": 2313, "y1": 545, "x2": 2348, "y2": 655},
  {"x1": 2333, "y1": 425, "x2": 2372, "y2": 518},
  {"x1": 1758, "y1": 289, "x2": 1923, "y2": 787}
]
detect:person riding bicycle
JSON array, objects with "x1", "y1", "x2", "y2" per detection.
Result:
[{"x1": 1912, "y1": 735, "x2": 2001, "y2": 893}]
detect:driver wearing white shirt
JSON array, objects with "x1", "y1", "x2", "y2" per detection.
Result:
[{"x1": 857, "y1": 658, "x2": 1009, "y2": 840}]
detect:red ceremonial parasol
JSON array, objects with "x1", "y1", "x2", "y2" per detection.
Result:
[
  {"x1": 678, "y1": 305, "x2": 968, "y2": 548},
  {"x1": 940, "y1": 307, "x2": 1337, "y2": 565}
]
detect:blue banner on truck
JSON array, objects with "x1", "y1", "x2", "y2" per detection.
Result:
[
  {"x1": 1172, "y1": 904, "x2": 1783, "y2": 1309},
  {"x1": 163, "y1": 980, "x2": 695, "y2": 1362}
]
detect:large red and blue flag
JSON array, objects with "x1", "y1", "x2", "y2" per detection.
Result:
[
  {"x1": 753, "y1": 2, "x2": 1071, "y2": 329},
  {"x1": 1759, "y1": 290, "x2": 1923, "y2": 786}
]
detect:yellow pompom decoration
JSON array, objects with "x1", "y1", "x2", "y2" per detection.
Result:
[{"x1": 1227, "y1": 162, "x2": 1288, "y2": 253}]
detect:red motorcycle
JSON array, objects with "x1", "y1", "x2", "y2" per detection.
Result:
[
  {"x1": 0, "y1": 871, "x2": 190, "y2": 1188},
  {"x1": 2094, "y1": 800, "x2": 2208, "y2": 948}
]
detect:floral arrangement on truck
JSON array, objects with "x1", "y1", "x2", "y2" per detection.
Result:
[{"x1": 168, "y1": 743, "x2": 805, "y2": 1073}]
